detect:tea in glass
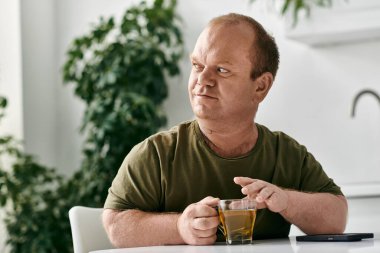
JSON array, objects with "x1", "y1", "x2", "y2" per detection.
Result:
[{"x1": 218, "y1": 199, "x2": 257, "y2": 245}]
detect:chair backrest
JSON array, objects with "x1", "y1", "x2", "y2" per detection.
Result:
[{"x1": 69, "y1": 206, "x2": 113, "y2": 253}]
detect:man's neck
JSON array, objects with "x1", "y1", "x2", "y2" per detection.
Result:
[{"x1": 197, "y1": 119, "x2": 258, "y2": 158}]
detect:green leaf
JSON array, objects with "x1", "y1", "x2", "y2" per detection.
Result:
[{"x1": 0, "y1": 96, "x2": 7, "y2": 108}]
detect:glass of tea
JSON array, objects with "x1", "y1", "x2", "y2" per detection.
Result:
[{"x1": 218, "y1": 199, "x2": 257, "y2": 245}]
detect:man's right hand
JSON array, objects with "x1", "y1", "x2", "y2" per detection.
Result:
[{"x1": 177, "y1": 196, "x2": 220, "y2": 245}]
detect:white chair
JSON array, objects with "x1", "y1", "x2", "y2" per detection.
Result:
[{"x1": 69, "y1": 206, "x2": 114, "y2": 253}]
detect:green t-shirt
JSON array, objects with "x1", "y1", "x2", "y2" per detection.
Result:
[{"x1": 104, "y1": 120, "x2": 343, "y2": 239}]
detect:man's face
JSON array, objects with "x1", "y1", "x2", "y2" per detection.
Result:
[{"x1": 188, "y1": 23, "x2": 259, "y2": 122}]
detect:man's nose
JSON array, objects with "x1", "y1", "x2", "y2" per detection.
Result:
[{"x1": 197, "y1": 68, "x2": 215, "y2": 87}]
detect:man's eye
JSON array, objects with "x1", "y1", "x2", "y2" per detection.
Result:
[
  {"x1": 217, "y1": 67, "x2": 229, "y2": 73},
  {"x1": 192, "y1": 63, "x2": 203, "y2": 71}
]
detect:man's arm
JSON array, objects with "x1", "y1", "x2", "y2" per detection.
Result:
[
  {"x1": 234, "y1": 177, "x2": 348, "y2": 234},
  {"x1": 102, "y1": 209, "x2": 183, "y2": 248},
  {"x1": 280, "y1": 191, "x2": 347, "y2": 234},
  {"x1": 102, "y1": 196, "x2": 220, "y2": 248}
]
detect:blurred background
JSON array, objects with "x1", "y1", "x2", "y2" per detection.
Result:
[{"x1": 1, "y1": 0, "x2": 379, "y2": 252}]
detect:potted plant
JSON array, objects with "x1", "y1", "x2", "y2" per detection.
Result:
[
  {"x1": 250, "y1": 0, "x2": 333, "y2": 26},
  {"x1": 62, "y1": 0, "x2": 183, "y2": 207}
]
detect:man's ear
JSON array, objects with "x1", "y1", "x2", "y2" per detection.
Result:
[{"x1": 253, "y1": 72, "x2": 273, "y2": 103}]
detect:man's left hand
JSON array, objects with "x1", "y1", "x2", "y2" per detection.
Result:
[{"x1": 234, "y1": 177, "x2": 288, "y2": 213}]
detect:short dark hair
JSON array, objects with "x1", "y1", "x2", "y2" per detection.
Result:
[{"x1": 209, "y1": 13, "x2": 280, "y2": 80}]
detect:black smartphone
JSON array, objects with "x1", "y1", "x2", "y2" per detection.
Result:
[{"x1": 296, "y1": 233, "x2": 374, "y2": 242}]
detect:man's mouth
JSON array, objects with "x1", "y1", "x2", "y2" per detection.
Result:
[{"x1": 195, "y1": 93, "x2": 217, "y2": 99}]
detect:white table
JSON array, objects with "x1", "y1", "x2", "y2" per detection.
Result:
[{"x1": 91, "y1": 234, "x2": 379, "y2": 253}]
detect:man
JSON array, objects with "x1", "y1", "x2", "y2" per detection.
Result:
[{"x1": 102, "y1": 13, "x2": 348, "y2": 248}]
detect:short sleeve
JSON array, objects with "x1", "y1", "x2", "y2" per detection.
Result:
[
  {"x1": 103, "y1": 139, "x2": 163, "y2": 211},
  {"x1": 299, "y1": 151, "x2": 343, "y2": 196}
]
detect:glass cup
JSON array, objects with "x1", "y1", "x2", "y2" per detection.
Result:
[{"x1": 218, "y1": 199, "x2": 257, "y2": 245}]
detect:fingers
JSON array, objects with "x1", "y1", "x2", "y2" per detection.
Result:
[
  {"x1": 191, "y1": 196, "x2": 219, "y2": 218},
  {"x1": 235, "y1": 178, "x2": 288, "y2": 213},
  {"x1": 237, "y1": 178, "x2": 267, "y2": 199},
  {"x1": 193, "y1": 226, "x2": 218, "y2": 238},
  {"x1": 242, "y1": 180, "x2": 267, "y2": 196},
  {"x1": 234, "y1": 177, "x2": 256, "y2": 187},
  {"x1": 256, "y1": 186, "x2": 274, "y2": 202},
  {"x1": 198, "y1": 196, "x2": 219, "y2": 207},
  {"x1": 192, "y1": 216, "x2": 219, "y2": 230},
  {"x1": 177, "y1": 196, "x2": 220, "y2": 245},
  {"x1": 190, "y1": 217, "x2": 218, "y2": 244}
]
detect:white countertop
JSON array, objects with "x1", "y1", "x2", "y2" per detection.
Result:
[{"x1": 91, "y1": 234, "x2": 379, "y2": 253}]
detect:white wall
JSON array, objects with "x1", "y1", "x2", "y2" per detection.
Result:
[
  {"x1": 21, "y1": 0, "x2": 58, "y2": 170},
  {"x1": 0, "y1": 0, "x2": 23, "y2": 251},
  {"x1": 0, "y1": 0, "x2": 23, "y2": 139},
  {"x1": 258, "y1": 39, "x2": 380, "y2": 188}
]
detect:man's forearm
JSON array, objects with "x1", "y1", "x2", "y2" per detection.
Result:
[
  {"x1": 280, "y1": 191, "x2": 348, "y2": 234},
  {"x1": 103, "y1": 209, "x2": 184, "y2": 248}
]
